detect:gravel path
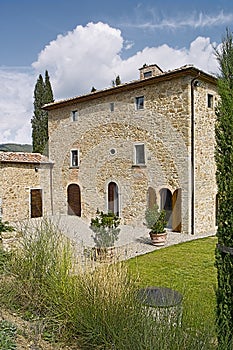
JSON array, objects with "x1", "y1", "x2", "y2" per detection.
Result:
[
  {"x1": 48, "y1": 215, "x2": 216, "y2": 261},
  {"x1": 5, "y1": 215, "x2": 216, "y2": 261}
]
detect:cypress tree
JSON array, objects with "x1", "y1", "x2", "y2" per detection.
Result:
[
  {"x1": 31, "y1": 71, "x2": 54, "y2": 155},
  {"x1": 215, "y1": 29, "x2": 233, "y2": 349}
]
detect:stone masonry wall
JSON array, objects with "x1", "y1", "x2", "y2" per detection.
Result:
[
  {"x1": 48, "y1": 74, "x2": 217, "y2": 235},
  {"x1": 49, "y1": 76, "x2": 192, "y2": 233},
  {"x1": 0, "y1": 163, "x2": 52, "y2": 223},
  {"x1": 194, "y1": 83, "x2": 218, "y2": 234}
]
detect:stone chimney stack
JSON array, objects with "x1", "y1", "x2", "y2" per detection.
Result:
[{"x1": 139, "y1": 64, "x2": 163, "y2": 80}]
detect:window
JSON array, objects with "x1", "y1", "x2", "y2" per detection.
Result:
[
  {"x1": 207, "y1": 94, "x2": 213, "y2": 108},
  {"x1": 70, "y1": 150, "x2": 79, "y2": 167},
  {"x1": 143, "y1": 71, "x2": 152, "y2": 78},
  {"x1": 71, "y1": 110, "x2": 78, "y2": 121},
  {"x1": 135, "y1": 96, "x2": 144, "y2": 110},
  {"x1": 134, "y1": 144, "x2": 145, "y2": 165},
  {"x1": 110, "y1": 102, "x2": 114, "y2": 112}
]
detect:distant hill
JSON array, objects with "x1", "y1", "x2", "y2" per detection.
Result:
[{"x1": 0, "y1": 143, "x2": 33, "y2": 153}]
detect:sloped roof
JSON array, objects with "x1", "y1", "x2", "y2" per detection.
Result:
[
  {"x1": 0, "y1": 152, "x2": 52, "y2": 164},
  {"x1": 43, "y1": 64, "x2": 217, "y2": 111}
]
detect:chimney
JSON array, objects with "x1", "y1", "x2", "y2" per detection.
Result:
[{"x1": 139, "y1": 64, "x2": 163, "y2": 80}]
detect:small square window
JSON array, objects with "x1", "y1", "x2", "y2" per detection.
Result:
[
  {"x1": 70, "y1": 150, "x2": 79, "y2": 167},
  {"x1": 71, "y1": 110, "x2": 78, "y2": 121},
  {"x1": 135, "y1": 96, "x2": 144, "y2": 110},
  {"x1": 134, "y1": 144, "x2": 145, "y2": 165},
  {"x1": 144, "y1": 71, "x2": 152, "y2": 78},
  {"x1": 110, "y1": 102, "x2": 114, "y2": 112},
  {"x1": 207, "y1": 94, "x2": 213, "y2": 108}
]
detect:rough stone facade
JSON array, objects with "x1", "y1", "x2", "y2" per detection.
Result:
[
  {"x1": 0, "y1": 152, "x2": 53, "y2": 222},
  {"x1": 44, "y1": 64, "x2": 218, "y2": 235}
]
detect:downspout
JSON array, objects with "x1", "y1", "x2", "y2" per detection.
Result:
[
  {"x1": 190, "y1": 75, "x2": 200, "y2": 235},
  {"x1": 50, "y1": 163, "x2": 54, "y2": 215}
]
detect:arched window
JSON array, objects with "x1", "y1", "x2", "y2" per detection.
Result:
[
  {"x1": 67, "y1": 184, "x2": 81, "y2": 216},
  {"x1": 108, "y1": 182, "x2": 119, "y2": 216}
]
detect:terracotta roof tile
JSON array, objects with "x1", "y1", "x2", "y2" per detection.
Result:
[{"x1": 0, "y1": 152, "x2": 52, "y2": 164}]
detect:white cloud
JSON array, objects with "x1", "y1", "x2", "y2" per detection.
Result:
[
  {"x1": 0, "y1": 69, "x2": 35, "y2": 144},
  {"x1": 125, "y1": 10, "x2": 233, "y2": 30},
  {"x1": 32, "y1": 22, "x2": 123, "y2": 98},
  {"x1": 0, "y1": 22, "x2": 220, "y2": 144}
]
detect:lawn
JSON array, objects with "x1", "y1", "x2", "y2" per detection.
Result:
[{"x1": 127, "y1": 236, "x2": 218, "y2": 327}]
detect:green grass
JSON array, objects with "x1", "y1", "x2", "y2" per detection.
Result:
[
  {"x1": 127, "y1": 236, "x2": 217, "y2": 327},
  {"x1": 0, "y1": 320, "x2": 17, "y2": 350}
]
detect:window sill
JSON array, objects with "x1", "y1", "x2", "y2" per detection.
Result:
[
  {"x1": 132, "y1": 164, "x2": 146, "y2": 168},
  {"x1": 69, "y1": 166, "x2": 79, "y2": 169}
]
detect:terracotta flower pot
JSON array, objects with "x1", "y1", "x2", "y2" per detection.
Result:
[
  {"x1": 149, "y1": 232, "x2": 167, "y2": 246},
  {"x1": 93, "y1": 246, "x2": 116, "y2": 262}
]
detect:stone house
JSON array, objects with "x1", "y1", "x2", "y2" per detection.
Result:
[
  {"x1": 44, "y1": 64, "x2": 218, "y2": 235},
  {"x1": 0, "y1": 152, "x2": 53, "y2": 222}
]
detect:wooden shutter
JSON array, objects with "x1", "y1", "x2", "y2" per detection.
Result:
[
  {"x1": 67, "y1": 184, "x2": 81, "y2": 216},
  {"x1": 31, "y1": 189, "x2": 43, "y2": 218},
  {"x1": 172, "y1": 188, "x2": 182, "y2": 232},
  {"x1": 108, "y1": 182, "x2": 115, "y2": 213}
]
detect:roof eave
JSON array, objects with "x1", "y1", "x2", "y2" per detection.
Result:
[{"x1": 43, "y1": 66, "x2": 217, "y2": 111}]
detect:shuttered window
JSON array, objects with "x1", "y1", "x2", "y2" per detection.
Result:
[{"x1": 30, "y1": 189, "x2": 43, "y2": 218}]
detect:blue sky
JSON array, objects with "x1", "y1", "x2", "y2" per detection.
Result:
[{"x1": 0, "y1": 0, "x2": 233, "y2": 144}]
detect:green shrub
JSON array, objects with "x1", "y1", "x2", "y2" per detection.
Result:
[
  {"x1": 0, "y1": 320, "x2": 17, "y2": 350},
  {"x1": 145, "y1": 204, "x2": 167, "y2": 233},
  {"x1": 90, "y1": 209, "x2": 120, "y2": 247}
]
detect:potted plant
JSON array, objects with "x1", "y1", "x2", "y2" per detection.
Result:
[
  {"x1": 145, "y1": 204, "x2": 167, "y2": 246},
  {"x1": 90, "y1": 209, "x2": 120, "y2": 261}
]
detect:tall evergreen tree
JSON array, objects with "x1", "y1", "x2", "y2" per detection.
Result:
[
  {"x1": 215, "y1": 29, "x2": 233, "y2": 349},
  {"x1": 31, "y1": 70, "x2": 54, "y2": 155}
]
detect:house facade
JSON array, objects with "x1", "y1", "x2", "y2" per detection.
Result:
[
  {"x1": 44, "y1": 64, "x2": 218, "y2": 235},
  {"x1": 0, "y1": 152, "x2": 53, "y2": 222}
]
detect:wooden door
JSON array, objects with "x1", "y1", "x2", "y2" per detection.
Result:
[
  {"x1": 31, "y1": 189, "x2": 42, "y2": 218},
  {"x1": 67, "y1": 184, "x2": 81, "y2": 216},
  {"x1": 172, "y1": 188, "x2": 182, "y2": 232}
]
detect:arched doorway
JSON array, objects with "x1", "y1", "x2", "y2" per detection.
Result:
[
  {"x1": 67, "y1": 184, "x2": 81, "y2": 216},
  {"x1": 108, "y1": 182, "x2": 119, "y2": 216},
  {"x1": 160, "y1": 188, "x2": 182, "y2": 232},
  {"x1": 160, "y1": 188, "x2": 172, "y2": 228}
]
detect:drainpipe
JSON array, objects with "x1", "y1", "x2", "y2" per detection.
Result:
[
  {"x1": 49, "y1": 163, "x2": 54, "y2": 215},
  {"x1": 190, "y1": 75, "x2": 200, "y2": 235}
]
